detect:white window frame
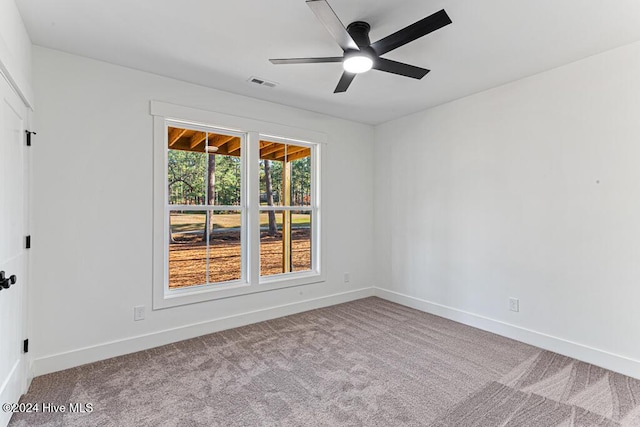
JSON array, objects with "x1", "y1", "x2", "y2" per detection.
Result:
[{"x1": 151, "y1": 101, "x2": 326, "y2": 309}]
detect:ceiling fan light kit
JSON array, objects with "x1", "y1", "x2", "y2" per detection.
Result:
[
  {"x1": 343, "y1": 52, "x2": 373, "y2": 74},
  {"x1": 269, "y1": 0, "x2": 452, "y2": 93}
]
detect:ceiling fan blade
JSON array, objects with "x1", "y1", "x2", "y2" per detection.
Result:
[
  {"x1": 334, "y1": 72, "x2": 356, "y2": 93},
  {"x1": 373, "y1": 58, "x2": 430, "y2": 79},
  {"x1": 371, "y1": 9, "x2": 452, "y2": 56},
  {"x1": 306, "y1": 0, "x2": 358, "y2": 52},
  {"x1": 270, "y1": 57, "x2": 343, "y2": 65}
]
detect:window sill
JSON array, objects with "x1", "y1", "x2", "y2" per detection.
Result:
[{"x1": 153, "y1": 272, "x2": 325, "y2": 310}]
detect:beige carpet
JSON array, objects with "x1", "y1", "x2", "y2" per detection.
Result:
[{"x1": 9, "y1": 297, "x2": 640, "y2": 426}]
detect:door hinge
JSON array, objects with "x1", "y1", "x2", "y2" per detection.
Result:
[
  {"x1": 23, "y1": 339, "x2": 29, "y2": 353},
  {"x1": 25, "y1": 130, "x2": 36, "y2": 146},
  {"x1": 26, "y1": 235, "x2": 31, "y2": 249}
]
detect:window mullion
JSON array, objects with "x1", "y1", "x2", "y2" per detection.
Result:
[{"x1": 247, "y1": 131, "x2": 261, "y2": 286}]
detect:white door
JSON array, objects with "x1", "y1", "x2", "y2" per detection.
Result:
[{"x1": 0, "y1": 72, "x2": 29, "y2": 427}]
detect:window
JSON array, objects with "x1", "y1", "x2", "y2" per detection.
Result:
[
  {"x1": 259, "y1": 139, "x2": 314, "y2": 278},
  {"x1": 152, "y1": 102, "x2": 324, "y2": 309},
  {"x1": 167, "y1": 127, "x2": 244, "y2": 289}
]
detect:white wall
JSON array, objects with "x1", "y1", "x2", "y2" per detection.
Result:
[
  {"x1": 31, "y1": 47, "x2": 374, "y2": 374},
  {"x1": 374, "y1": 40, "x2": 640, "y2": 378},
  {"x1": 31, "y1": 37, "x2": 640, "y2": 379},
  {"x1": 0, "y1": 0, "x2": 32, "y2": 106}
]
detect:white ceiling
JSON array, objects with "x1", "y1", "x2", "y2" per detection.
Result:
[{"x1": 16, "y1": 0, "x2": 640, "y2": 124}]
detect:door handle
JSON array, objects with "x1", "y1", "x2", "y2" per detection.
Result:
[{"x1": 0, "y1": 271, "x2": 17, "y2": 290}]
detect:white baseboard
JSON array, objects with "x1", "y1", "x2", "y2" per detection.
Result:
[
  {"x1": 374, "y1": 287, "x2": 640, "y2": 380},
  {"x1": 33, "y1": 288, "x2": 374, "y2": 377}
]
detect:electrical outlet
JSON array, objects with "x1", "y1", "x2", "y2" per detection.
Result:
[
  {"x1": 509, "y1": 298, "x2": 519, "y2": 312},
  {"x1": 134, "y1": 305, "x2": 145, "y2": 321},
  {"x1": 343, "y1": 272, "x2": 350, "y2": 283}
]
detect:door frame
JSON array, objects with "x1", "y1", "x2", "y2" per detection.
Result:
[{"x1": 0, "y1": 61, "x2": 32, "y2": 426}]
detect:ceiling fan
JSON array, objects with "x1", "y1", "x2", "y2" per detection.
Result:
[{"x1": 269, "y1": 0, "x2": 452, "y2": 93}]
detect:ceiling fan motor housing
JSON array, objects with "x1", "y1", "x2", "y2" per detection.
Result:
[{"x1": 346, "y1": 21, "x2": 372, "y2": 49}]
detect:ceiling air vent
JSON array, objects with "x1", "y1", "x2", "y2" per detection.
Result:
[{"x1": 248, "y1": 76, "x2": 277, "y2": 88}]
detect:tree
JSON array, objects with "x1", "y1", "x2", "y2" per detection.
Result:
[
  {"x1": 168, "y1": 150, "x2": 207, "y2": 243},
  {"x1": 168, "y1": 150, "x2": 206, "y2": 204},
  {"x1": 205, "y1": 153, "x2": 216, "y2": 241},
  {"x1": 264, "y1": 160, "x2": 278, "y2": 236},
  {"x1": 291, "y1": 156, "x2": 311, "y2": 205},
  {"x1": 214, "y1": 156, "x2": 241, "y2": 206}
]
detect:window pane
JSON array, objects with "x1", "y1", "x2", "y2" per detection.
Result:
[
  {"x1": 260, "y1": 210, "x2": 284, "y2": 276},
  {"x1": 169, "y1": 210, "x2": 207, "y2": 289},
  {"x1": 259, "y1": 141, "x2": 286, "y2": 207},
  {"x1": 260, "y1": 210, "x2": 312, "y2": 276},
  {"x1": 259, "y1": 141, "x2": 312, "y2": 207},
  {"x1": 168, "y1": 127, "x2": 207, "y2": 205},
  {"x1": 209, "y1": 210, "x2": 242, "y2": 283},
  {"x1": 211, "y1": 150, "x2": 242, "y2": 206},
  {"x1": 168, "y1": 126, "x2": 241, "y2": 206},
  {"x1": 292, "y1": 211, "x2": 312, "y2": 272},
  {"x1": 290, "y1": 152, "x2": 311, "y2": 207}
]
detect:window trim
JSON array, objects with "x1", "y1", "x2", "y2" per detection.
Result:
[{"x1": 151, "y1": 101, "x2": 326, "y2": 309}]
